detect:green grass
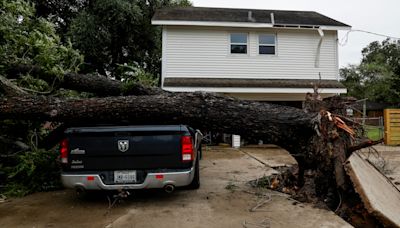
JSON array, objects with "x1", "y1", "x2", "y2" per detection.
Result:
[{"x1": 365, "y1": 126, "x2": 383, "y2": 141}]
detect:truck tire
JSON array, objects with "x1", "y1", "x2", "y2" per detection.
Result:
[{"x1": 187, "y1": 156, "x2": 200, "y2": 189}]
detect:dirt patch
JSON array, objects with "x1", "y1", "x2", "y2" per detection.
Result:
[{"x1": 0, "y1": 190, "x2": 125, "y2": 227}]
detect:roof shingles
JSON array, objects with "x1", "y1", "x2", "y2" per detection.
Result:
[{"x1": 153, "y1": 7, "x2": 350, "y2": 27}]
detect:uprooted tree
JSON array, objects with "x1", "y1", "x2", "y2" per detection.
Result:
[{"x1": 0, "y1": 67, "x2": 380, "y2": 210}]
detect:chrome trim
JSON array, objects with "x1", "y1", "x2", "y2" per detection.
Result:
[{"x1": 61, "y1": 168, "x2": 195, "y2": 190}]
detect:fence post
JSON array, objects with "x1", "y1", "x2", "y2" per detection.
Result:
[
  {"x1": 362, "y1": 99, "x2": 366, "y2": 125},
  {"x1": 379, "y1": 116, "x2": 384, "y2": 139},
  {"x1": 384, "y1": 109, "x2": 400, "y2": 145},
  {"x1": 384, "y1": 109, "x2": 390, "y2": 145}
]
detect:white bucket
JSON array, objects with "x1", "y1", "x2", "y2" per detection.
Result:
[{"x1": 232, "y1": 135, "x2": 241, "y2": 148}]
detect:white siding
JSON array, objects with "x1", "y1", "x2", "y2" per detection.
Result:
[{"x1": 162, "y1": 26, "x2": 339, "y2": 82}]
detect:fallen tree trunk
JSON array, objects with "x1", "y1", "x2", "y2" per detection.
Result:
[{"x1": 0, "y1": 93, "x2": 316, "y2": 147}]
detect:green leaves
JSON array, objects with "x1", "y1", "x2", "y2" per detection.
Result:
[
  {"x1": 3, "y1": 148, "x2": 61, "y2": 197},
  {"x1": 340, "y1": 39, "x2": 400, "y2": 103},
  {"x1": 69, "y1": 0, "x2": 147, "y2": 77},
  {"x1": 118, "y1": 63, "x2": 158, "y2": 87},
  {"x1": 0, "y1": 0, "x2": 83, "y2": 86}
]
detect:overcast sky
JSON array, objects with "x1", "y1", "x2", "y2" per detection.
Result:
[{"x1": 191, "y1": 0, "x2": 400, "y2": 67}]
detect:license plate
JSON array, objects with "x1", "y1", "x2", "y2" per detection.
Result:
[{"x1": 114, "y1": 170, "x2": 137, "y2": 183}]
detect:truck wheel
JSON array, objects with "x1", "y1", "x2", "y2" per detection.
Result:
[
  {"x1": 75, "y1": 187, "x2": 89, "y2": 200},
  {"x1": 187, "y1": 157, "x2": 200, "y2": 189}
]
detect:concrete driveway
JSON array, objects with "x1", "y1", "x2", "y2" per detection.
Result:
[{"x1": 0, "y1": 146, "x2": 351, "y2": 228}]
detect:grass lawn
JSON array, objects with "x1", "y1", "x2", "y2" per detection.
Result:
[{"x1": 365, "y1": 126, "x2": 383, "y2": 141}]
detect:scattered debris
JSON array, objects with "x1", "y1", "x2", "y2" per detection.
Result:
[
  {"x1": 225, "y1": 182, "x2": 239, "y2": 191},
  {"x1": 248, "y1": 170, "x2": 299, "y2": 196},
  {"x1": 0, "y1": 194, "x2": 7, "y2": 203},
  {"x1": 249, "y1": 193, "x2": 271, "y2": 212},
  {"x1": 362, "y1": 147, "x2": 396, "y2": 175},
  {"x1": 242, "y1": 218, "x2": 270, "y2": 228},
  {"x1": 104, "y1": 190, "x2": 130, "y2": 216}
]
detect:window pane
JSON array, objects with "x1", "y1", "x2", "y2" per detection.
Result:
[
  {"x1": 231, "y1": 45, "x2": 247, "y2": 54},
  {"x1": 259, "y1": 35, "x2": 275, "y2": 45},
  {"x1": 259, "y1": 46, "x2": 275, "y2": 55},
  {"x1": 230, "y1": 33, "x2": 247, "y2": 44}
]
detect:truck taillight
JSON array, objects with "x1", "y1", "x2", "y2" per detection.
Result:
[
  {"x1": 181, "y1": 136, "x2": 194, "y2": 162},
  {"x1": 60, "y1": 138, "x2": 69, "y2": 164}
]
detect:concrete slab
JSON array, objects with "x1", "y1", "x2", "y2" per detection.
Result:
[{"x1": 345, "y1": 152, "x2": 400, "y2": 227}]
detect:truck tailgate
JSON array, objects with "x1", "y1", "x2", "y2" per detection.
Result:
[{"x1": 65, "y1": 126, "x2": 191, "y2": 170}]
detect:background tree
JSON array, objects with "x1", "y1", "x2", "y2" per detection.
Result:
[
  {"x1": 34, "y1": 0, "x2": 192, "y2": 81},
  {"x1": 32, "y1": 0, "x2": 88, "y2": 40},
  {"x1": 340, "y1": 39, "x2": 400, "y2": 104}
]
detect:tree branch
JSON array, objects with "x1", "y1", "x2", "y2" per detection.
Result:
[
  {"x1": 5, "y1": 64, "x2": 162, "y2": 96},
  {"x1": 348, "y1": 138, "x2": 384, "y2": 153},
  {"x1": 0, "y1": 75, "x2": 29, "y2": 96}
]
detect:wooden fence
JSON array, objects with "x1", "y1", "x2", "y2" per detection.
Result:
[{"x1": 384, "y1": 109, "x2": 400, "y2": 145}]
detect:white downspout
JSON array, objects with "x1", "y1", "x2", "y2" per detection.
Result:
[
  {"x1": 315, "y1": 28, "x2": 324, "y2": 68},
  {"x1": 270, "y1": 13, "x2": 275, "y2": 25}
]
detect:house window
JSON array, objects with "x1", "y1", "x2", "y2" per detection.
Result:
[
  {"x1": 259, "y1": 34, "x2": 276, "y2": 55},
  {"x1": 230, "y1": 33, "x2": 247, "y2": 54}
]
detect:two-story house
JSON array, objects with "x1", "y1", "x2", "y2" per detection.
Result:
[{"x1": 152, "y1": 7, "x2": 350, "y2": 108}]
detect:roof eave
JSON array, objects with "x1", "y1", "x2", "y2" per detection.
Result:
[
  {"x1": 162, "y1": 86, "x2": 348, "y2": 94},
  {"x1": 152, "y1": 20, "x2": 351, "y2": 30}
]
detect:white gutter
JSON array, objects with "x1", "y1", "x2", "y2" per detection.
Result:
[
  {"x1": 320, "y1": 25, "x2": 351, "y2": 31},
  {"x1": 152, "y1": 20, "x2": 273, "y2": 28}
]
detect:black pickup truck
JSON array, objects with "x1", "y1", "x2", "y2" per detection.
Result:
[{"x1": 59, "y1": 125, "x2": 202, "y2": 193}]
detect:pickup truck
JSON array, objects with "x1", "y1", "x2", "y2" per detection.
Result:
[{"x1": 59, "y1": 125, "x2": 202, "y2": 194}]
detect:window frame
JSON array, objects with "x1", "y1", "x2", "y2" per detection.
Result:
[
  {"x1": 229, "y1": 33, "x2": 249, "y2": 55},
  {"x1": 258, "y1": 34, "x2": 277, "y2": 55}
]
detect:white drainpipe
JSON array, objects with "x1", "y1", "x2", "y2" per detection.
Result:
[{"x1": 315, "y1": 28, "x2": 324, "y2": 68}]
